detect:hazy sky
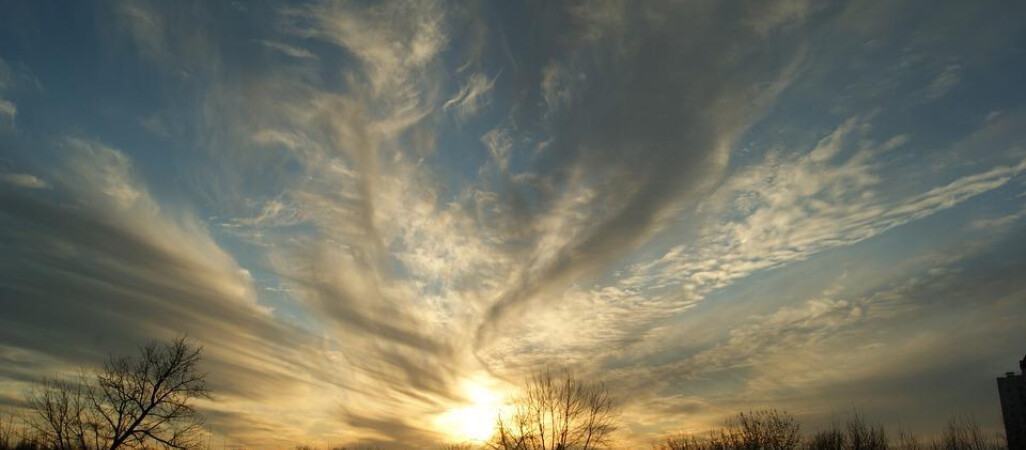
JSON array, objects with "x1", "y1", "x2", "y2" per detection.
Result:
[{"x1": 1, "y1": 1, "x2": 1025, "y2": 447}]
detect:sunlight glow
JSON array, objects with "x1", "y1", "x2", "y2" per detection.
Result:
[{"x1": 436, "y1": 379, "x2": 507, "y2": 443}]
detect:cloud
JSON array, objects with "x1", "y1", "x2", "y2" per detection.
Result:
[
  {"x1": 443, "y1": 72, "x2": 497, "y2": 121},
  {"x1": 746, "y1": 0, "x2": 816, "y2": 35},
  {"x1": 107, "y1": 0, "x2": 222, "y2": 79},
  {"x1": 473, "y1": 0, "x2": 809, "y2": 350},
  {"x1": 0, "y1": 56, "x2": 45, "y2": 132},
  {"x1": 539, "y1": 61, "x2": 581, "y2": 118},
  {"x1": 481, "y1": 126, "x2": 512, "y2": 171},
  {"x1": 924, "y1": 64, "x2": 962, "y2": 100},
  {"x1": 139, "y1": 111, "x2": 170, "y2": 136},
  {"x1": 599, "y1": 235, "x2": 1026, "y2": 437},
  {"x1": 968, "y1": 206, "x2": 1026, "y2": 230},
  {"x1": 0, "y1": 99, "x2": 15, "y2": 122},
  {"x1": 622, "y1": 116, "x2": 1024, "y2": 303},
  {"x1": 291, "y1": 0, "x2": 448, "y2": 95},
  {"x1": 259, "y1": 40, "x2": 318, "y2": 60},
  {"x1": 0, "y1": 138, "x2": 341, "y2": 446},
  {"x1": 0, "y1": 58, "x2": 18, "y2": 129},
  {"x1": 113, "y1": 1, "x2": 167, "y2": 60},
  {"x1": 191, "y1": 2, "x2": 496, "y2": 443},
  {"x1": 469, "y1": 106, "x2": 1025, "y2": 442},
  {"x1": 0, "y1": 172, "x2": 45, "y2": 189}
]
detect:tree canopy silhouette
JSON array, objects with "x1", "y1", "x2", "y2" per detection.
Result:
[
  {"x1": 26, "y1": 337, "x2": 210, "y2": 450},
  {"x1": 489, "y1": 368, "x2": 618, "y2": 450}
]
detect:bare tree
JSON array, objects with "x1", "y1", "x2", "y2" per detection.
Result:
[
  {"x1": 937, "y1": 415, "x2": 998, "y2": 450},
  {"x1": 657, "y1": 410, "x2": 800, "y2": 450},
  {"x1": 25, "y1": 337, "x2": 210, "y2": 450},
  {"x1": 657, "y1": 432, "x2": 709, "y2": 450},
  {"x1": 489, "y1": 369, "x2": 618, "y2": 450},
  {"x1": 843, "y1": 413, "x2": 887, "y2": 450},
  {"x1": 710, "y1": 410, "x2": 801, "y2": 450},
  {"x1": 895, "y1": 427, "x2": 921, "y2": 450},
  {"x1": 803, "y1": 413, "x2": 886, "y2": 450},
  {"x1": 95, "y1": 337, "x2": 210, "y2": 449},
  {"x1": 806, "y1": 426, "x2": 844, "y2": 450},
  {"x1": 0, "y1": 409, "x2": 29, "y2": 450},
  {"x1": 25, "y1": 377, "x2": 95, "y2": 450}
]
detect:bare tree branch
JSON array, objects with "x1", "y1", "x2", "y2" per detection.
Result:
[
  {"x1": 490, "y1": 368, "x2": 619, "y2": 450},
  {"x1": 25, "y1": 336, "x2": 209, "y2": 450}
]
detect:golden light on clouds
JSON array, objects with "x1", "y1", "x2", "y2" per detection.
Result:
[{"x1": 435, "y1": 378, "x2": 509, "y2": 443}]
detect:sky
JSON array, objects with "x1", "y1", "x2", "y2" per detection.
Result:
[{"x1": 1, "y1": 0, "x2": 1025, "y2": 448}]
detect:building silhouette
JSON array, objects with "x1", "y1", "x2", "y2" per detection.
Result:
[{"x1": 998, "y1": 354, "x2": 1026, "y2": 450}]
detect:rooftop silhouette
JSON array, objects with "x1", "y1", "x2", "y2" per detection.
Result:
[{"x1": 998, "y1": 353, "x2": 1026, "y2": 450}]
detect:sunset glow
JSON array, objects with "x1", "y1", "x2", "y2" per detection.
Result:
[
  {"x1": 436, "y1": 381, "x2": 507, "y2": 443},
  {"x1": 1, "y1": 1, "x2": 1024, "y2": 448}
]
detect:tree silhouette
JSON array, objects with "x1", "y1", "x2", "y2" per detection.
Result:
[
  {"x1": 938, "y1": 415, "x2": 995, "y2": 450},
  {"x1": 25, "y1": 337, "x2": 210, "y2": 450},
  {"x1": 710, "y1": 410, "x2": 801, "y2": 450},
  {"x1": 657, "y1": 432, "x2": 707, "y2": 450},
  {"x1": 804, "y1": 413, "x2": 887, "y2": 450},
  {"x1": 658, "y1": 410, "x2": 802, "y2": 450},
  {"x1": 489, "y1": 368, "x2": 618, "y2": 450},
  {"x1": 25, "y1": 377, "x2": 92, "y2": 450}
]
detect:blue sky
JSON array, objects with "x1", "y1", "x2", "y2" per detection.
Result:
[{"x1": 1, "y1": 1, "x2": 1025, "y2": 447}]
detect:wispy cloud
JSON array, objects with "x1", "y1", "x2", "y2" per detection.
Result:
[
  {"x1": 260, "y1": 40, "x2": 318, "y2": 60},
  {"x1": 968, "y1": 205, "x2": 1026, "y2": 230},
  {"x1": 0, "y1": 99, "x2": 15, "y2": 124},
  {"x1": 0, "y1": 138, "x2": 342, "y2": 445},
  {"x1": 444, "y1": 72, "x2": 497, "y2": 121},
  {"x1": 924, "y1": 64, "x2": 963, "y2": 100},
  {"x1": 0, "y1": 172, "x2": 46, "y2": 189},
  {"x1": 622, "y1": 117, "x2": 1024, "y2": 303},
  {"x1": 0, "y1": 57, "x2": 20, "y2": 129}
]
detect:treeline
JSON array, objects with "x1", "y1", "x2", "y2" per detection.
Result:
[
  {"x1": 459, "y1": 370, "x2": 1007, "y2": 450},
  {"x1": 655, "y1": 410, "x2": 1004, "y2": 450}
]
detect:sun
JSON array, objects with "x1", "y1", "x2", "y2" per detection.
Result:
[{"x1": 436, "y1": 379, "x2": 506, "y2": 443}]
